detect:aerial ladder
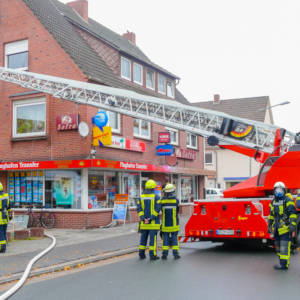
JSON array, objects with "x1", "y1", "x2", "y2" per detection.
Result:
[{"x1": 0, "y1": 67, "x2": 299, "y2": 245}]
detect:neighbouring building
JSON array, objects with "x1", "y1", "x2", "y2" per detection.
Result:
[
  {"x1": 0, "y1": 0, "x2": 214, "y2": 228},
  {"x1": 194, "y1": 95, "x2": 274, "y2": 190}
]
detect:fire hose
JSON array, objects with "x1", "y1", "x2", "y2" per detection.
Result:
[{"x1": 0, "y1": 233, "x2": 56, "y2": 300}]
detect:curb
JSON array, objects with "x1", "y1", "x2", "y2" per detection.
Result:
[{"x1": 0, "y1": 246, "x2": 138, "y2": 285}]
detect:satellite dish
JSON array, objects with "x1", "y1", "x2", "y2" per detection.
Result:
[{"x1": 78, "y1": 122, "x2": 89, "y2": 138}]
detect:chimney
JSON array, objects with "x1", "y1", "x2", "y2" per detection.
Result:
[
  {"x1": 67, "y1": 0, "x2": 88, "y2": 22},
  {"x1": 213, "y1": 94, "x2": 220, "y2": 104},
  {"x1": 123, "y1": 31, "x2": 136, "y2": 45}
]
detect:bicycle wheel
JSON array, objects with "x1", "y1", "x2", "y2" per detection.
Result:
[{"x1": 41, "y1": 212, "x2": 56, "y2": 229}]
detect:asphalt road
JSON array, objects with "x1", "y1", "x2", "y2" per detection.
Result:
[{"x1": 7, "y1": 242, "x2": 300, "y2": 300}]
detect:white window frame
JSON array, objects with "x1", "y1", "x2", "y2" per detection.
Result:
[
  {"x1": 165, "y1": 127, "x2": 178, "y2": 145},
  {"x1": 107, "y1": 111, "x2": 121, "y2": 134},
  {"x1": 187, "y1": 133, "x2": 198, "y2": 149},
  {"x1": 133, "y1": 62, "x2": 143, "y2": 85},
  {"x1": 133, "y1": 119, "x2": 151, "y2": 140},
  {"x1": 205, "y1": 152, "x2": 213, "y2": 165},
  {"x1": 167, "y1": 80, "x2": 175, "y2": 98},
  {"x1": 121, "y1": 57, "x2": 131, "y2": 81},
  {"x1": 146, "y1": 69, "x2": 155, "y2": 90},
  {"x1": 13, "y1": 97, "x2": 47, "y2": 138},
  {"x1": 5, "y1": 39, "x2": 29, "y2": 71},
  {"x1": 158, "y1": 74, "x2": 166, "y2": 94}
]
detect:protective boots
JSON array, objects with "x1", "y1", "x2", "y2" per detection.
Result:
[{"x1": 273, "y1": 264, "x2": 288, "y2": 270}]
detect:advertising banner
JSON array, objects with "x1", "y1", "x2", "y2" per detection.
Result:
[
  {"x1": 32, "y1": 171, "x2": 39, "y2": 204},
  {"x1": 158, "y1": 132, "x2": 170, "y2": 143},
  {"x1": 20, "y1": 172, "x2": 26, "y2": 203},
  {"x1": 38, "y1": 171, "x2": 44, "y2": 204},
  {"x1": 156, "y1": 144, "x2": 174, "y2": 156},
  {"x1": 8, "y1": 172, "x2": 14, "y2": 203},
  {"x1": 56, "y1": 113, "x2": 78, "y2": 131},
  {"x1": 26, "y1": 171, "x2": 33, "y2": 204},
  {"x1": 92, "y1": 126, "x2": 112, "y2": 146},
  {"x1": 54, "y1": 175, "x2": 74, "y2": 205},
  {"x1": 112, "y1": 194, "x2": 129, "y2": 223},
  {"x1": 14, "y1": 172, "x2": 20, "y2": 204}
]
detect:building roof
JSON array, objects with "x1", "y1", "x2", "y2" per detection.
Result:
[
  {"x1": 193, "y1": 96, "x2": 273, "y2": 123},
  {"x1": 22, "y1": 0, "x2": 189, "y2": 104}
]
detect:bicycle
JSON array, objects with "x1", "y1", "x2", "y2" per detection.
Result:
[{"x1": 26, "y1": 206, "x2": 56, "y2": 229}]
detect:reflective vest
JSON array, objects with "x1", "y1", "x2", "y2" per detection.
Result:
[
  {"x1": 0, "y1": 193, "x2": 10, "y2": 225},
  {"x1": 137, "y1": 193, "x2": 161, "y2": 230},
  {"x1": 268, "y1": 193, "x2": 297, "y2": 235},
  {"x1": 161, "y1": 198, "x2": 180, "y2": 232}
]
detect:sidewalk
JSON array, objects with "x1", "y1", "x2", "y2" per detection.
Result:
[{"x1": 0, "y1": 217, "x2": 190, "y2": 282}]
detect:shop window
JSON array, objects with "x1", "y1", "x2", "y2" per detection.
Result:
[
  {"x1": 205, "y1": 153, "x2": 213, "y2": 164},
  {"x1": 5, "y1": 39, "x2": 28, "y2": 70},
  {"x1": 158, "y1": 74, "x2": 166, "y2": 94},
  {"x1": 133, "y1": 62, "x2": 143, "y2": 85},
  {"x1": 187, "y1": 133, "x2": 198, "y2": 149},
  {"x1": 123, "y1": 173, "x2": 140, "y2": 206},
  {"x1": 107, "y1": 111, "x2": 121, "y2": 133},
  {"x1": 181, "y1": 175, "x2": 197, "y2": 203},
  {"x1": 13, "y1": 98, "x2": 46, "y2": 138},
  {"x1": 166, "y1": 127, "x2": 178, "y2": 145},
  {"x1": 134, "y1": 118, "x2": 151, "y2": 139},
  {"x1": 146, "y1": 69, "x2": 155, "y2": 90},
  {"x1": 167, "y1": 81, "x2": 174, "y2": 98},
  {"x1": 121, "y1": 57, "x2": 131, "y2": 80},
  {"x1": 88, "y1": 170, "x2": 120, "y2": 209}
]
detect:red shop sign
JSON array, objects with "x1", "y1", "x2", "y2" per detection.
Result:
[
  {"x1": 158, "y1": 132, "x2": 170, "y2": 143},
  {"x1": 125, "y1": 139, "x2": 146, "y2": 152},
  {"x1": 175, "y1": 148, "x2": 196, "y2": 160},
  {"x1": 56, "y1": 114, "x2": 78, "y2": 131}
]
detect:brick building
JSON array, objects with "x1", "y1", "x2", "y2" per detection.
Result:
[{"x1": 0, "y1": 0, "x2": 213, "y2": 228}]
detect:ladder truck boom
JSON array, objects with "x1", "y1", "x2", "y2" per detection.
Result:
[{"x1": 0, "y1": 67, "x2": 295, "y2": 156}]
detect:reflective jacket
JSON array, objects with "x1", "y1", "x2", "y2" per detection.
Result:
[
  {"x1": 268, "y1": 193, "x2": 297, "y2": 235},
  {"x1": 137, "y1": 189, "x2": 161, "y2": 230},
  {"x1": 0, "y1": 193, "x2": 10, "y2": 225},
  {"x1": 161, "y1": 193, "x2": 180, "y2": 232}
]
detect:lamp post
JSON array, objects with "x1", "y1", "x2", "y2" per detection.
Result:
[{"x1": 258, "y1": 101, "x2": 290, "y2": 111}]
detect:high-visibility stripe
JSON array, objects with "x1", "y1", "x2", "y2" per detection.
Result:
[
  {"x1": 162, "y1": 246, "x2": 169, "y2": 250},
  {"x1": 268, "y1": 215, "x2": 274, "y2": 220},
  {"x1": 0, "y1": 240, "x2": 6, "y2": 245},
  {"x1": 290, "y1": 214, "x2": 297, "y2": 219},
  {"x1": 173, "y1": 207, "x2": 177, "y2": 229},
  {"x1": 286, "y1": 201, "x2": 295, "y2": 207},
  {"x1": 161, "y1": 199, "x2": 177, "y2": 204},
  {"x1": 139, "y1": 245, "x2": 146, "y2": 250},
  {"x1": 138, "y1": 211, "x2": 144, "y2": 217}
]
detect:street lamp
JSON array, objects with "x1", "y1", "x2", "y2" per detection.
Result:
[{"x1": 258, "y1": 101, "x2": 290, "y2": 111}]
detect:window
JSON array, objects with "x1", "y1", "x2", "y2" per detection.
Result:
[
  {"x1": 167, "y1": 81, "x2": 175, "y2": 98},
  {"x1": 107, "y1": 111, "x2": 121, "y2": 133},
  {"x1": 146, "y1": 69, "x2": 155, "y2": 90},
  {"x1": 133, "y1": 63, "x2": 143, "y2": 85},
  {"x1": 205, "y1": 153, "x2": 213, "y2": 164},
  {"x1": 13, "y1": 98, "x2": 46, "y2": 138},
  {"x1": 166, "y1": 127, "x2": 178, "y2": 145},
  {"x1": 187, "y1": 133, "x2": 198, "y2": 149},
  {"x1": 121, "y1": 57, "x2": 131, "y2": 80},
  {"x1": 158, "y1": 74, "x2": 166, "y2": 94},
  {"x1": 134, "y1": 119, "x2": 151, "y2": 139},
  {"x1": 5, "y1": 40, "x2": 28, "y2": 70}
]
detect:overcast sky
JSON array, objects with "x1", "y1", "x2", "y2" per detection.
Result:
[{"x1": 61, "y1": 0, "x2": 300, "y2": 132}]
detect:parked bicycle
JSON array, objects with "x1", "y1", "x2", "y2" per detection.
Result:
[{"x1": 26, "y1": 206, "x2": 56, "y2": 229}]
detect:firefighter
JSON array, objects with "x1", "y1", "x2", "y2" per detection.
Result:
[
  {"x1": 161, "y1": 183, "x2": 180, "y2": 260},
  {"x1": 137, "y1": 179, "x2": 161, "y2": 261},
  {"x1": 267, "y1": 181, "x2": 297, "y2": 270},
  {"x1": 0, "y1": 182, "x2": 11, "y2": 253}
]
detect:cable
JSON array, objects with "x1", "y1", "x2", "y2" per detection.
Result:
[{"x1": 0, "y1": 233, "x2": 56, "y2": 300}]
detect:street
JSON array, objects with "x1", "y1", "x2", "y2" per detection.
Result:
[{"x1": 8, "y1": 242, "x2": 300, "y2": 300}]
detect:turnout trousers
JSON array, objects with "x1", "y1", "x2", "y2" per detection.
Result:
[
  {"x1": 162, "y1": 231, "x2": 179, "y2": 257},
  {"x1": 274, "y1": 232, "x2": 291, "y2": 269},
  {"x1": 139, "y1": 230, "x2": 158, "y2": 258},
  {"x1": 0, "y1": 225, "x2": 6, "y2": 253}
]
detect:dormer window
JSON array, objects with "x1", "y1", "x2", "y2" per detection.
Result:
[
  {"x1": 121, "y1": 57, "x2": 131, "y2": 80},
  {"x1": 158, "y1": 74, "x2": 166, "y2": 94},
  {"x1": 133, "y1": 63, "x2": 143, "y2": 85},
  {"x1": 167, "y1": 81, "x2": 174, "y2": 98},
  {"x1": 146, "y1": 69, "x2": 155, "y2": 90}
]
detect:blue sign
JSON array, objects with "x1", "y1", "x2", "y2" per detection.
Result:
[
  {"x1": 112, "y1": 203, "x2": 127, "y2": 221},
  {"x1": 155, "y1": 144, "x2": 174, "y2": 156},
  {"x1": 92, "y1": 111, "x2": 108, "y2": 129}
]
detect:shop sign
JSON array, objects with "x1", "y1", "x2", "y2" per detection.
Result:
[
  {"x1": 105, "y1": 136, "x2": 146, "y2": 152},
  {"x1": 92, "y1": 111, "x2": 108, "y2": 128},
  {"x1": 175, "y1": 148, "x2": 196, "y2": 160},
  {"x1": 112, "y1": 194, "x2": 129, "y2": 223},
  {"x1": 92, "y1": 126, "x2": 112, "y2": 146},
  {"x1": 156, "y1": 145, "x2": 174, "y2": 156},
  {"x1": 158, "y1": 132, "x2": 170, "y2": 143},
  {"x1": 56, "y1": 114, "x2": 78, "y2": 131}
]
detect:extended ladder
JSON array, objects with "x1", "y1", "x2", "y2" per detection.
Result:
[{"x1": 0, "y1": 67, "x2": 295, "y2": 153}]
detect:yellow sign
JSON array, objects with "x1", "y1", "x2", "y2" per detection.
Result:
[
  {"x1": 93, "y1": 126, "x2": 112, "y2": 146},
  {"x1": 238, "y1": 216, "x2": 248, "y2": 221}
]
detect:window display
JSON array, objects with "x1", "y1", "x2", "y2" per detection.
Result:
[
  {"x1": 181, "y1": 176, "x2": 197, "y2": 203},
  {"x1": 123, "y1": 173, "x2": 140, "y2": 206}
]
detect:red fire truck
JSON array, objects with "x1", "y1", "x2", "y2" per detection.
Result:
[{"x1": 0, "y1": 67, "x2": 299, "y2": 248}]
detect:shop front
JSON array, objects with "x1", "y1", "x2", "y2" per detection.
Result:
[{"x1": 0, "y1": 159, "x2": 213, "y2": 228}]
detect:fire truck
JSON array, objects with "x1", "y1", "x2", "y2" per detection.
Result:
[{"x1": 0, "y1": 67, "x2": 299, "y2": 247}]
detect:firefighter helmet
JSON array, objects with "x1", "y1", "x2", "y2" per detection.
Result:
[
  {"x1": 274, "y1": 181, "x2": 286, "y2": 198},
  {"x1": 163, "y1": 183, "x2": 176, "y2": 193},
  {"x1": 145, "y1": 179, "x2": 156, "y2": 189},
  {"x1": 0, "y1": 182, "x2": 3, "y2": 191},
  {"x1": 274, "y1": 182, "x2": 286, "y2": 189}
]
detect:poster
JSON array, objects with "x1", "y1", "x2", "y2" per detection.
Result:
[
  {"x1": 8, "y1": 172, "x2": 14, "y2": 203},
  {"x1": 54, "y1": 175, "x2": 74, "y2": 205},
  {"x1": 112, "y1": 194, "x2": 128, "y2": 223},
  {"x1": 26, "y1": 171, "x2": 33, "y2": 203},
  {"x1": 38, "y1": 171, "x2": 44, "y2": 204},
  {"x1": 32, "y1": 171, "x2": 39, "y2": 204},
  {"x1": 20, "y1": 172, "x2": 26, "y2": 203},
  {"x1": 14, "y1": 172, "x2": 20, "y2": 204}
]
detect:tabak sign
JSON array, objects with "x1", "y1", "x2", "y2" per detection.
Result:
[
  {"x1": 56, "y1": 114, "x2": 78, "y2": 131},
  {"x1": 175, "y1": 148, "x2": 196, "y2": 160}
]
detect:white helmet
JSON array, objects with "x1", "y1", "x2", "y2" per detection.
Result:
[
  {"x1": 163, "y1": 183, "x2": 176, "y2": 193},
  {"x1": 274, "y1": 181, "x2": 286, "y2": 189}
]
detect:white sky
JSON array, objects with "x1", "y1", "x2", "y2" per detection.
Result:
[{"x1": 60, "y1": 0, "x2": 300, "y2": 132}]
